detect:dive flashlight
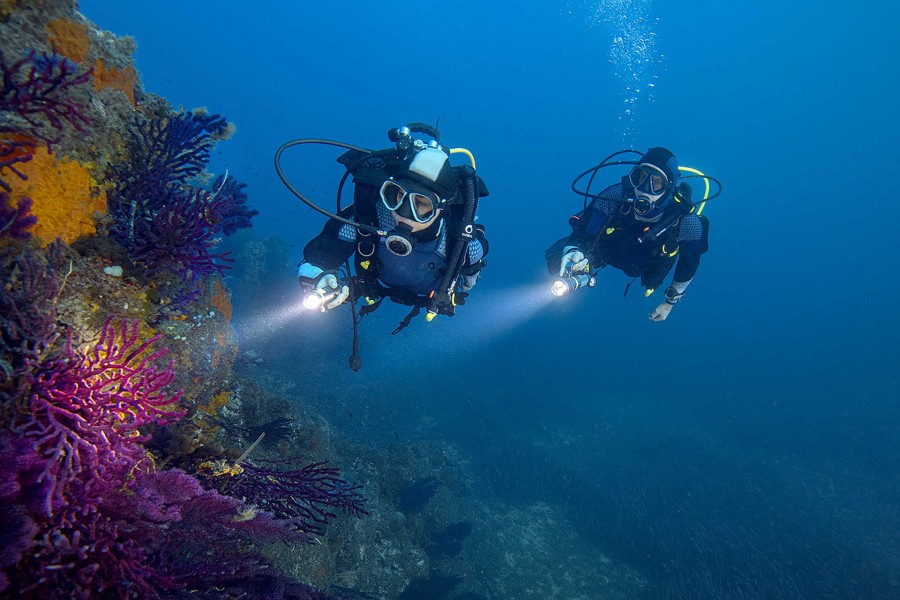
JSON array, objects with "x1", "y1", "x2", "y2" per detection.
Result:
[
  {"x1": 302, "y1": 289, "x2": 338, "y2": 312},
  {"x1": 551, "y1": 266, "x2": 596, "y2": 298}
]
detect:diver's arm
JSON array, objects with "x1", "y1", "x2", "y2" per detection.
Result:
[
  {"x1": 566, "y1": 184, "x2": 621, "y2": 250},
  {"x1": 671, "y1": 256, "x2": 700, "y2": 291},
  {"x1": 459, "y1": 226, "x2": 488, "y2": 291},
  {"x1": 650, "y1": 275, "x2": 692, "y2": 322},
  {"x1": 300, "y1": 205, "x2": 357, "y2": 273},
  {"x1": 544, "y1": 199, "x2": 612, "y2": 276},
  {"x1": 551, "y1": 185, "x2": 620, "y2": 275},
  {"x1": 651, "y1": 216, "x2": 709, "y2": 321},
  {"x1": 670, "y1": 215, "x2": 710, "y2": 290},
  {"x1": 298, "y1": 213, "x2": 355, "y2": 310},
  {"x1": 662, "y1": 238, "x2": 705, "y2": 305}
]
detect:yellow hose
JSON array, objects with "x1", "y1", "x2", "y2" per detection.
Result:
[
  {"x1": 678, "y1": 166, "x2": 710, "y2": 215},
  {"x1": 450, "y1": 147, "x2": 476, "y2": 169}
]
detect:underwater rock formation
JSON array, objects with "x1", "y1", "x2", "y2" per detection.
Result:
[
  {"x1": 0, "y1": 1, "x2": 363, "y2": 598},
  {"x1": 0, "y1": 49, "x2": 90, "y2": 192}
]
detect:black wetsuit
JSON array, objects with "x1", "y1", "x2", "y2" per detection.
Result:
[
  {"x1": 301, "y1": 178, "x2": 487, "y2": 300},
  {"x1": 547, "y1": 181, "x2": 709, "y2": 291}
]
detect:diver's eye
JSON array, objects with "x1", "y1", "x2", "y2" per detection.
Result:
[
  {"x1": 379, "y1": 180, "x2": 406, "y2": 210},
  {"x1": 411, "y1": 193, "x2": 436, "y2": 220},
  {"x1": 630, "y1": 167, "x2": 648, "y2": 187},
  {"x1": 651, "y1": 174, "x2": 665, "y2": 193}
]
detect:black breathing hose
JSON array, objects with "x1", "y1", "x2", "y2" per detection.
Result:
[
  {"x1": 429, "y1": 168, "x2": 478, "y2": 312},
  {"x1": 274, "y1": 138, "x2": 387, "y2": 235}
]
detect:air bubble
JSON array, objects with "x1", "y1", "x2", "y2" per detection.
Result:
[{"x1": 588, "y1": 0, "x2": 663, "y2": 141}]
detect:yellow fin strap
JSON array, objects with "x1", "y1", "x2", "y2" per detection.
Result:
[{"x1": 645, "y1": 288, "x2": 655, "y2": 297}]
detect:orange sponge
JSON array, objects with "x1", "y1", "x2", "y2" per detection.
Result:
[{"x1": 11, "y1": 147, "x2": 107, "y2": 246}]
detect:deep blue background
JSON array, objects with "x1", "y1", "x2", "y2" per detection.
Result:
[{"x1": 81, "y1": 0, "x2": 900, "y2": 595}]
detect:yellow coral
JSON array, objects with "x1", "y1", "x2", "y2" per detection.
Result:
[
  {"x1": 10, "y1": 148, "x2": 107, "y2": 246},
  {"x1": 200, "y1": 390, "x2": 232, "y2": 416},
  {"x1": 93, "y1": 58, "x2": 136, "y2": 105},
  {"x1": 46, "y1": 18, "x2": 90, "y2": 64}
]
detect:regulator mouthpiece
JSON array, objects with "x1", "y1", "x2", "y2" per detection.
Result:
[
  {"x1": 634, "y1": 195, "x2": 657, "y2": 216},
  {"x1": 385, "y1": 222, "x2": 415, "y2": 257}
]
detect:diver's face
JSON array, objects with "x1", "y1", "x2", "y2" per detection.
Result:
[
  {"x1": 392, "y1": 208, "x2": 442, "y2": 232},
  {"x1": 380, "y1": 179, "x2": 442, "y2": 230}
]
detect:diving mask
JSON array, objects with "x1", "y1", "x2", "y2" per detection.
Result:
[
  {"x1": 629, "y1": 164, "x2": 670, "y2": 217},
  {"x1": 380, "y1": 178, "x2": 442, "y2": 224},
  {"x1": 629, "y1": 164, "x2": 669, "y2": 196}
]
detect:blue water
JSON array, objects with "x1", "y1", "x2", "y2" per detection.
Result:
[{"x1": 82, "y1": 1, "x2": 900, "y2": 597}]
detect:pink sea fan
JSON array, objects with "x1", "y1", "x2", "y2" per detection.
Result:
[{"x1": 13, "y1": 318, "x2": 184, "y2": 517}]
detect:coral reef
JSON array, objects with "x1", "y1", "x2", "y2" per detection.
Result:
[
  {"x1": 12, "y1": 318, "x2": 184, "y2": 516},
  {"x1": 0, "y1": 50, "x2": 91, "y2": 146},
  {"x1": 44, "y1": 17, "x2": 89, "y2": 64},
  {"x1": 91, "y1": 58, "x2": 136, "y2": 103},
  {"x1": 0, "y1": 191, "x2": 36, "y2": 239},
  {"x1": 200, "y1": 458, "x2": 369, "y2": 539},
  {"x1": 0, "y1": 2, "x2": 363, "y2": 598},
  {"x1": 0, "y1": 242, "x2": 62, "y2": 389},
  {"x1": 210, "y1": 279, "x2": 233, "y2": 322},
  {"x1": 0, "y1": 50, "x2": 90, "y2": 191},
  {"x1": 105, "y1": 111, "x2": 254, "y2": 302},
  {"x1": 210, "y1": 173, "x2": 259, "y2": 236},
  {"x1": 10, "y1": 145, "x2": 106, "y2": 245}
]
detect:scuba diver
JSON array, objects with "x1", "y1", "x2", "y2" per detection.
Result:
[
  {"x1": 545, "y1": 147, "x2": 722, "y2": 321},
  {"x1": 275, "y1": 123, "x2": 488, "y2": 370}
]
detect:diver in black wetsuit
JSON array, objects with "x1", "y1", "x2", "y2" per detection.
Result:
[
  {"x1": 546, "y1": 147, "x2": 715, "y2": 322},
  {"x1": 295, "y1": 125, "x2": 489, "y2": 331}
]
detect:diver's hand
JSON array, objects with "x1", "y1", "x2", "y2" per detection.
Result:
[
  {"x1": 649, "y1": 302, "x2": 673, "y2": 322},
  {"x1": 314, "y1": 273, "x2": 350, "y2": 310},
  {"x1": 560, "y1": 246, "x2": 590, "y2": 276},
  {"x1": 299, "y1": 263, "x2": 349, "y2": 311}
]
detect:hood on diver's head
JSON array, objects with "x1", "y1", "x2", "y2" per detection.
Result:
[
  {"x1": 639, "y1": 147, "x2": 678, "y2": 183},
  {"x1": 395, "y1": 145, "x2": 459, "y2": 202}
]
